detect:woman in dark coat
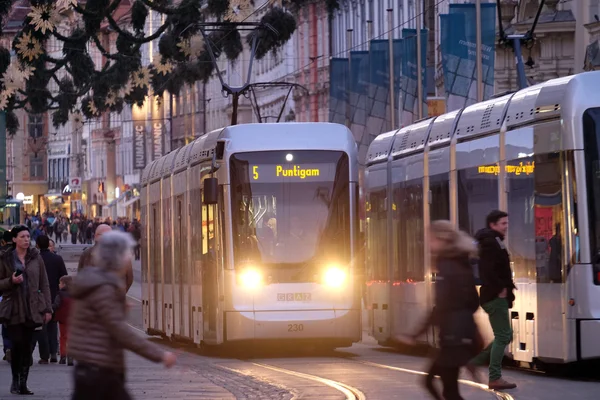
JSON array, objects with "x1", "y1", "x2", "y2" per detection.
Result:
[
  {"x1": 0, "y1": 225, "x2": 53, "y2": 395},
  {"x1": 398, "y1": 220, "x2": 481, "y2": 400}
]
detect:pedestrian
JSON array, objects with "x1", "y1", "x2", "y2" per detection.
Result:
[
  {"x1": 69, "y1": 231, "x2": 176, "y2": 400},
  {"x1": 70, "y1": 220, "x2": 79, "y2": 244},
  {"x1": 469, "y1": 210, "x2": 517, "y2": 390},
  {"x1": 32, "y1": 235, "x2": 68, "y2": 364},
  {"x1": 0, "y1": 225, "x2": 53, "y2": 395},
  {"x1": 397, "y1": 221, "x2": 481, "y2": 400},
  {"x1": 53, "y1": 275, "x2": 73, "y2": 365},
  {"x1": 78, "y1": 224, "x2": 133, "y2": 292},
  {"x1": 1, "y1": 230, "x2": 14, "y2": 362}
]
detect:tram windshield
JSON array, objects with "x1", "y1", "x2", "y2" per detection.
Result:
[{"x1": 230, "y1": 151, "x2": 351, "y2": 270}]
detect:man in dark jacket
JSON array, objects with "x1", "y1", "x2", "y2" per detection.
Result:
[
  {"x1": 32, "y1": 235, "x2": 68, "y2": 363},
  {"x1": 1, "y1": 230, "x2": 13, "y2": 361},
  {"x1": 470, "y1": 210, "x2": 517, "y2": 390},
  {"x1": 78, "y1": 224, "x2": 133, "y2": 292}
]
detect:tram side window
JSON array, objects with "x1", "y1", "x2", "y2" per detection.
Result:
[
  {"x1": 163, "y1": 197, "x2": 172, "y2": 284},
  {"x1": 506, "y1": 158, "x2": 535, "y2": 281},
  {"x1": 366, "y1": 190, "x2": 387, "y2": 280},
  {"x1": 191, "y1": 187, "x2": 202, "y2": 285},
  {"x1": 430, "y1": 174, "x2": 450, "y2": 221},
  {"x1": 458, "y1": 166, "x2": 499, "y2": 236},
  {"x1": 152, "y1": 203, "x2": 161, "y2": 284},
  {"x1": 531, "y1": 153, "x2": 566, "y2": 283},
  {"x1": 141, "y1": 204, "x2": 148, "y2": 283},
  {"x1": 394, "y1": 179, "x2": 425, "y2": 282},
  {"x1": 584, "y1": 108, "x2": 600, "y2": 276}
]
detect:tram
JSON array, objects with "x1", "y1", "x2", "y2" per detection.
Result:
[
  {"x1": 140, "y1": 123, "x2": 361, "y2": 348},
  {"x1": 365, "y1": 71, "x2": 600, "y2": 365}
]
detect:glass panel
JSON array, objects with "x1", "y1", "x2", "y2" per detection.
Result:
[
  {"x1": 506, "y1": 158, "x2": 535, "y2": 282},
  {"x1": 142, "y1": 204, "x2": 148, "y2": 283},
  {"x1": 230, "y1": 151, "x2": 350, "y2": 270},
  {"x1": 394, "y1": 178, "x2": 425, "y2": 282},
  {"x1": 533, "y1": 153, "x2": 565, "y2": 283},
  {"x1": 430, "y1": 173, "x2": 450, "y2": 221},
  {"x1": 153, "y1": 203, "x2": 161, "y2": 283},
  {"x1": 174, "y1": 197, "x2": 182, "y2": 284},
  {"x1": 191, "y1": 187, "x2": 202, "y2": 285},
  {"x1": 163, "y1": 197, "x2": 171, "y2": 284},
  {"x1": 458, "y1": 165, "x2": 499, "y2": 236},
  {"x1": 583, "y1": 108, "x2": 600, "y2": 267},
  {"x1": 366, "y1": 189, "x2": 387, "y2": 280}
]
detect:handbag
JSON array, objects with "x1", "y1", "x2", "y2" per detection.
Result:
[{"x1": 0, "y1": 296, "x2": 12, "y2": 324}]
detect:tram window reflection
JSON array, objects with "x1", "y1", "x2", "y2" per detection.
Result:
[
  {"x1": 393, "y1": 179, "x2": 425, "y2": 282},
  {"x1": 366, "y1": 189, "x2": 387, "y2": 280},
  {"x1": 163, "y1": 197, "x2": 172, "y2": 284},
  {"x1": 506, "y1": 157, "x2": 536, "y2": 281},
  {"x1": 430, "y1": 174, "x2": 450, "y2": 221},
  {"x1": 458, "y1": 166, "x2": 499, "y2": 237}
]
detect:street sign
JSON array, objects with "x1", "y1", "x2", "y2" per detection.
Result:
[{"x1": 69, "y1": 177, "x2": 82, "y2": 191}]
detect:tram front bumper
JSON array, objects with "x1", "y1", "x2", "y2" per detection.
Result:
[{"x1": 225, "y1": 309, "x2": 360, "y2": 343}]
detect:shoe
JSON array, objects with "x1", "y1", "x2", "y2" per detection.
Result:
[
  {"x1": 59, "y1": 357, "x2": 66, "y2": 365},
  {"x1": 18, "y1": 367, "x2": 34, "y2": 395},
  {"x1": 50, "y1": 357, "x2": 58, "y2": 363},
  {"x1": 67, "y1": 357, "x2": 74, "y2": 366},
  {"x1": 38, "y1": 359, "x2": 49, "y2": 365},
  {"x1": 488, "y1": 378, "x2": 517, "y2": 390}
]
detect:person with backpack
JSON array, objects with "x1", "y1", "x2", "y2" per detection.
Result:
[{"x1": 469, "y1": 210, "x2": 517, "y2": 390}]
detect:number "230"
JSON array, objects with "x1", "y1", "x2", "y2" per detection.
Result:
[{"x1": 288, "y1": 323, "x2": 304, "y2": 332}]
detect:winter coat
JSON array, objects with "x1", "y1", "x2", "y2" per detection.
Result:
[
  {"x1": 77, "y1": 245, "x2": 133, "y2": 292},
  {"x1": 474, "y1": 228, "x2": 516, "y2": 307},
  {"x1": 39, "y1": 249, "x2": 68, "y2": 302},
  {"x1": 0, "y1": 248, "x2": 53, "y2": 327},
  {"x1": 414, "y1": 254, "x2": 480, "y2": 367},
  {"x1": 69, "y1": 266, "x2": 163, "y2": 372},
  {"x1": 53, "y1": 289, "x2": 73, "y2": 325}
]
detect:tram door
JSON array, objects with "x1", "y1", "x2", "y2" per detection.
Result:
[{"x1": 202, "y1": 202, "x2": 219, "y2": 343}]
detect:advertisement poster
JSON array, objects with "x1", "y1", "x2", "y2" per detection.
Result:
[{"x1": 132, "y1": 104, "x2": 147, "y2": 170}]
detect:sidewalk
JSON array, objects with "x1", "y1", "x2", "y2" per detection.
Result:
[{"x1": 0, "y1": 336, "x2": 235, "y2": 400}]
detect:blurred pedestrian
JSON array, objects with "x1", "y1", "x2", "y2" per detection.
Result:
[
  {"x1": 397, "y1": 221, "x2": 481, "y2": 400},
  {"x1": 53, "y1": 275, "x2": 73, "y2": 365},
  {"x1": 32, "y1": 235, "x2": 68, "y2": 364},
  {"x1": 0, "y1": 225, "x2": 53, "y2": 395},
  {"x1": 77, "y1": 224, "x2": 133, "y2": 292},
  {"x1": 69, "y1": 231, "x2": 176, "y2": 400},
  {"x1": 1, "y1": 230, "x2": 13, "y2": 362}
]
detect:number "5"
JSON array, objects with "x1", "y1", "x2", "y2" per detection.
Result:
[{"x1": 253, "y1": 166, "x2": 259, "y2": 180}]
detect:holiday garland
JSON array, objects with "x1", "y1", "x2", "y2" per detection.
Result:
[{"x1": 0, "y1": 0, "x2": 340, "y2": 135}]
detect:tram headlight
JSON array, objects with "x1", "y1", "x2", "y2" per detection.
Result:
[
  {"x1": 323, "y1": 266, "x2": 347, "y2": 288},
  {"x1": 238, "y1": 268, "x2": 263, "y2": 289}
]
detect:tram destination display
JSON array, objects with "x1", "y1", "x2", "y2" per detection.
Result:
[{"x1": 248, "y1": 163, "x2": 338, "y2": 183}]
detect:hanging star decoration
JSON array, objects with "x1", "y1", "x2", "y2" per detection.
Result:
[
  {"x1": 176, "y1": 38, "x2": 191, "y2": 58},
  {"x1": 55, "y1": 0, "x2": 79, "y2": 10},
  {"x1": 71, "y1": 110, "x2": 83, "y2": 125},
  {"x1": 105, "y1": 90, "x2": 117, "y2": 107},
  {"x1": 0, "y1": 91, "x2": 11, "y2": 110},
  {"x1": 87, "y1": 100, "x2": 98, "y2": 116},
  {"x1": 152, "y1": 54, "x2": 173, "y2": 75},
  {"x1": 189, "y1": 35, "x2": 205, "y2": 58},
  {"x1": 225, "y1": 0, "x2": 253, "y2": 23},
  {"x1": 28, "y1": 4, "x2": 61, "y2": 35},
  {"x1": 1, "y1": 62, "x2": 28, "y2": 92},
  {"x1": 133, "y1": 67, "x2": 152, "y2": 88},
  {"x1": 15, "y1": 32, "x2": 43, "y2": 62},
  {"x1": 122, "y1": 80, "x2": 133, "y2": 96}
]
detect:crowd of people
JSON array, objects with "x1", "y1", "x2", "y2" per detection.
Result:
[{"x1": 0, "y1": 217, "x2": 173, "y2": 398}]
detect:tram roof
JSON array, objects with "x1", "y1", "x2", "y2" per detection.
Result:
[{"x1": 367, "y1": 71, "x2": 600, "y2": 160}]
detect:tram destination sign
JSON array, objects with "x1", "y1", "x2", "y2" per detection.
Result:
[{"x1": 249, "y1": 163, "x2": 337, "y2": 183}]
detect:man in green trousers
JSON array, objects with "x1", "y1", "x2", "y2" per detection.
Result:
[{"x1": 471, "y1": 210, "x2": 517, "y2": 390}]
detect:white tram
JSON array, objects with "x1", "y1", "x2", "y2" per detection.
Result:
[
  {"x1": 141, "y1": 123, "x2": 361, "y2": 348},
  {"x1": 365, "y1": 71, "x2": 600, "y2": 365}
]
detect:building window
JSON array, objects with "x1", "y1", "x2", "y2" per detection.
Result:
[
  {"x1": 30, "y1": 156, "x2": 43, "y2": 178},
  {"x1": 28, "y1": 114, "x2": 43, "y2": 138}
]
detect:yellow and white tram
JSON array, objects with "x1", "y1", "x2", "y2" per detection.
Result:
[
  {"x1": 141, "y1": 123, "x2": 361, "y2": 348},
  {"x1": 365, "y1": 71, "x2": 600, "y2": 365}
]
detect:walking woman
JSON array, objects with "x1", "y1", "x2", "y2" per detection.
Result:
[
  {"x1": 397, "y1": 220, "x2": 481, "y2": 400},
  {"x1": 69, "y1": 231, "x2": 176, "y2": 400},
  {"x1": 0, "y1": 225, "x2": 53, "y2": 395}
]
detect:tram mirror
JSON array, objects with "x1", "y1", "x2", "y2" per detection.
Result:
[{"x1": 203, "y1": 177, "x2": 219, "y2": 205}]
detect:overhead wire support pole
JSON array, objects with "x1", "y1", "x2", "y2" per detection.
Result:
[
  {"x1": 476, "y1": 0, "x2": 483, "y2": 102},
  {"x1": 387, "y1": 7, "x2": 395, "y2": 130},
  {"x1": 496, "y1": 0, "x2": 546, "y2": 90},
  {"x1": 416, "y1": 0, "x2": 423, "y2": 119}
]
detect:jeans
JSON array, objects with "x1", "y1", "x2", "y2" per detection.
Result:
[
  {"x1": 6, "y1": 325, "x2": 34, "y2": 382},
  {"x1": 2, "y1": 323, "x2": 11, "y2": 352},
  {"x1": 470, "y1": 297, "x2": 512, "y2": 381},
  {"x1": 32, "y1": 321, "x2": 59, "y2": 361},
  {"x1": 71, "y1": 234, "x2": 77, "y2": 244},
  {"x1": 72, "y1": 364, "x2": 131, "y2": 400},
  {"x1": 424, "y1": 361, "x2": 463, "y2": 400}
]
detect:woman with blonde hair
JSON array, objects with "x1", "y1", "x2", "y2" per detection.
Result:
[{"x1": 398, "y1": 220, "x2": 481, "y2": 400}]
